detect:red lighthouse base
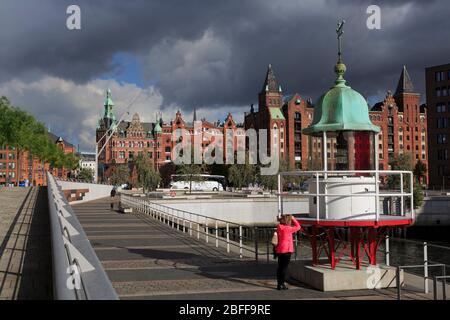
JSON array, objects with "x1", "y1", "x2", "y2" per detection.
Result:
[{"x1": 297, "y1": 218, "x2": 412, "y2": 270}]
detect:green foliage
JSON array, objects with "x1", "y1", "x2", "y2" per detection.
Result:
[
  {"x1": 78, "y1": 168, "x2": 94, "y2": 182},
  {"x1": 227, "y1": 153, "x2": 257, "y2": 189},
  {"x1": 414, "y1": 160, "x2": 427, "y2": 185},
  {"x1": 110, "y1": 165, "x2": 130, "y2": 186},
  {"x1": 257, "y1": 159, "x2": 289, "y2": 192},
  {"x1": 413, "y1": 182, "x2": 424, "y2": 209},
  {"x1": 0, "y1": 96, "x2": 77, "y2": 170},
  {"x1": 135, "y1": 154, "x2": 161, "y2": 192},
  {"x1": 387, "y1": 154, "x2": 412, "y2": 189}
]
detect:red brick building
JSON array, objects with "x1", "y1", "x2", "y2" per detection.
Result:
[
  {"x1": 0, "y1": 133, "x2": 76, "y2": 186},
  {"x1": 369, "y1": 67, "x2": 428, "y2": 183},
  {"x1": 245, "y1": 65, "x2": 428, "y2": 182},
  {"x1": 425, "y1": 63, "x2": 450, "y2": 189},
  {"x1": 96, "y1": 90, "x2": 245, "y2": 183}
]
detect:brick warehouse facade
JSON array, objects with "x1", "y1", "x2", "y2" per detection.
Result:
[
  {"x1": 426, "y1": 63, "x2": 450, "y2": 189},
  {"x1": 96, "y1": 90, "x2": 245, "y2": 183},
  {"x1": 0, "y1": 133, "x2": 76, "y2": 186},
  {"x1": 245, "y1": 65, "x2": 428, "y2": 182},
  {"x1": 97, "y1": 64, "x2": 428, "y2": 186}
]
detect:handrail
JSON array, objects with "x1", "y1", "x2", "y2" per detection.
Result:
[
  {"x1": 47, "y1": 173, "x2": 118, "y2": 300},
  {"x1": 395, "y1": 263, "x2": 446, "y2": 300},
  {"x1": 121, "y1": 194, "x2": 260, "y2": 258}
]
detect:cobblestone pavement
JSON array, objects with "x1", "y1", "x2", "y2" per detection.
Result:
[
  {"x1": 73, "y1": 198, "x2": 430, "y2": 300},
  {"x1": 0, "y1": 187, "x2": 52, "y2": 300}
]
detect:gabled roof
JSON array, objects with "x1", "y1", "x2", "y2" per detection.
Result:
[
  {"x1": 395, "y1": 65, "x2": 415, "y2": 95},
  {"x1": 269, "y1": 107, "x2": 285, "y2": 120},
  {"x1": 47, "y1": 132, "x2": 75, "y2": 148}
]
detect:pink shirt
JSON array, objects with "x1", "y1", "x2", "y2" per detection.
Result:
[{"x1": 276, "y1": 218, "x2": 301, "y2": 254}]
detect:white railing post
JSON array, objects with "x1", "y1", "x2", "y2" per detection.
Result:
[
  {"x1": 316, "y1": 172, "x2": 320, "y2": 222},
  {"x1": 215, "y1": 220, "x2": 219, "y2": 248},
  {"x1": 226, "y1": 223, "x2": 230, "y2": 253},
  {"x1": 424, "y1": 242, "x2": 429, "y2": 294},
  {"x1": 197, "y1": 215, "x2": 200, "y2": 240},
  {"x1": 400, "y1": 173, "x2": 404, "y2": 216},
  {"x1": 189, "y1": 213, "x2": 193, "y2": 236},
  {"x1": 205, "y1": 217, "x2": 209, "y2": 243},
  {"x1": 375, "y1": 133, "x2": 380, "y2": 221},
  {"x1": 277, "y1": 174, "x2": 282, "y2": 218},
  {"x1": 385, "y1": 235, "x2": 390, "y2": 266},
  {"x1": 239, "y1": 225, "x2": 243, "y2": 258}
]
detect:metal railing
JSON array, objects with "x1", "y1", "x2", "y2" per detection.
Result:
[
  {"x1": 47, "y1": 173, "x2": 118, "y2": 300},
  {"x1": 121, "y1": 194, "x2": 261, "y2": 259},
  {"x1": 278, "y1": 170, "x2": 414, "y2": 221},
  {"x1": 395, "y1": 264, "x2": 446, "y2": 300}
]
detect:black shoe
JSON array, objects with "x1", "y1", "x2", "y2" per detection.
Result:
[{"x1": 277, "y1": 284, "x2": 288, "y2": 290}]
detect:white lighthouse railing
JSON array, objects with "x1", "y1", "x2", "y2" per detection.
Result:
[{"x1": 277, "y1": 170, "x2": 414, "y2": 222}]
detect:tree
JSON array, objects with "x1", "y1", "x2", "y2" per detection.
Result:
[
  {"x1": 110, "y1": 165, "x2": 130, "y2": 186},
  {"x1": 175, "y1": 145, "x2": 206, "y2": 193},
  {"x1": 78, "y1": 168, "x2": 94, "y2": 182},
  {"x1": 227, "y1": 153, "x2": 257, "y2": 189},
  {"x1": 257, "y1": 159, "x2": 289, "y2": 193},
  {"x1": 387, "y1": 154, "x2": 412, "y2": 189},
  {"x1": 177, "y1": 163, "x2": 205, "y2": 193},
  {"x1": 414, "y1": 160, "x2": 427, "y2": 185},
  {"x1": 134, "y1": 154, "x2": 161, "y2": 192}
]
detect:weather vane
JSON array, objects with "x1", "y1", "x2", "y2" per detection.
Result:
[{"x1": 336, "y1": 19, "x2": 345, "y2": 62}]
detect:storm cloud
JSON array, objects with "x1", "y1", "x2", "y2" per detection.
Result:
[{"x1": 0, "y1": 0, "x2": 448, "y2": 150}]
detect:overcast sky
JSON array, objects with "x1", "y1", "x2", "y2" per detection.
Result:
[{"x1": 0, "y1": 0, "x2": 448, "y2": 151}]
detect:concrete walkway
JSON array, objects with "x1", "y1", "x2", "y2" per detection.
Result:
[
  {"x1": 71, "y1": 197, "x2": 438, "y2": 300},
  {"x1": 0, "y1": 187, "x2": 52, "y2": 299}
]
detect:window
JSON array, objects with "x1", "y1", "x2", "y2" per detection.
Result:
[
  {"x1": 437, "y1": 103, "x2": 447, "y2": 113},
  {"x1": 437, "y1": 118, "x2": 449, "y2": 128},
  {"x1": 437, "y1": 134, "x2": 448, "y2": 144},
  {"x1": 119, "y1": 151, "x2": 125, "y2": 159},
  {"x1": 165, "y1": 147, "x2": 171, "y2": 153},
  {"x1": 294, "y1": 112, "x2": 301, "y2": 120},
  {"x1": 436, "y1": 87, "x2": 442, "y2": 97},
  {"x1": 436, "y1": 71, "x2": 445, "y2": 82}
]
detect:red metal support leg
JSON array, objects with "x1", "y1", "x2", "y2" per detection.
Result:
[
  {"x1": 368, "y1": 228, "x2": 378, "y2": 266},
  {"x1": 327, "y1": 227, "x2": 336, "y2": 269},
  {"x1": 354, "y1": 228, "x2": 362, "y2": 270},
  {"x1": 311, "y1": 226, "x2": 318, "y2": 266}
]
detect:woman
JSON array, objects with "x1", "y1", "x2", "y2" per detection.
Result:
[{"x1": 275, "y1": 214, "x2": 301, "y2": 290}]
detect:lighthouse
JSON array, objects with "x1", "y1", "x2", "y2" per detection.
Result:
[{"x1": 277, "y1": 21, "x2": 414, "y2": 290}]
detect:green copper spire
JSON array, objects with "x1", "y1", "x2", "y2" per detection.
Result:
[
  {"x1": 103, "y1": 89, "x2": 115, "y2": 120},
  {"x1": 303, "y1": 20, "x2": 380, "y2": 136}
]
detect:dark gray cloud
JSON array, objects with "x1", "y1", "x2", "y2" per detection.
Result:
[{"x1": 0, "y1": 0, "x2": 448, "y2": 112}]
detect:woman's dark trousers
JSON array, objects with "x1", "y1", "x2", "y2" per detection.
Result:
[{"x1": 277, "y1": 253, "x2": 291, "y2": 286}]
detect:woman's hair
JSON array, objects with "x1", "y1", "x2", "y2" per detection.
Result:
[{"x1": 278, "y1": 214, "x2": 293, "y2": 226}]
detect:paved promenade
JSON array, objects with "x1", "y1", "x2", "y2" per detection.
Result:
[
  {"x1": 73, "y1": 197, "x2": 435, "y2": 300},
  {"x1": 0, "y1": 187, "x2": 52, "y2": 299}
]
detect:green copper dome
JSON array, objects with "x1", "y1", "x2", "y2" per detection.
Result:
[
  {"x1": 303, "y1": 62, "x2": 380, "y2": 136},
  {"x1": 303, "y1": 19, "x2": 380, "y2": 136}
]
